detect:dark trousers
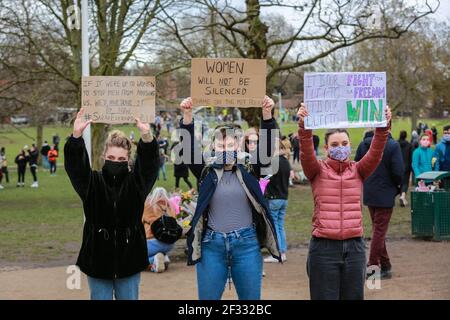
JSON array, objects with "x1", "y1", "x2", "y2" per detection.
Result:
[
  {"x1": 50, "y1": 161, "x2": 57, "y2": 174},
  {"x1": 1, "y1": 166, "x2": 8, "y2": 183},
  {"x1": 293, "y1": 149, "x2": 300, "y2": 163},
  {"x1": 30, "y1": 165, "x2": 37, "y2": 182},
  {"x1": 17, "y1": 167, "x2": 26, "y2": 183},
  {"x1": 175, "y1": 176, "x2": 193, "y2": 189},
  {"x1": 401, "y1": 170, "x2": 411, "y2": 193},
  {"x1": 307, "y1": 236, "x2": 366, "y2": 300},
  {"x1": 368, "y1": 207, "x2": 393, "y2": 269}
]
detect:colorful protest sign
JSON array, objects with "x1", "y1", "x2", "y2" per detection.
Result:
[
  {"x1": 191, "y1": 58, "x2": 266, "y2": 108},
  {"x1": 81, "y1": 76, "x2": 155, "y2": 124},
  {"x1": 303, "y1": 72, "x2": 387, "y2": 129}
]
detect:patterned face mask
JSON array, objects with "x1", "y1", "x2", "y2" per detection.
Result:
[
  {"x1": 213, "y1": 151, "x2": 237, "y2": 165},
  {"x1": 328, "y1": 146, "x2": 351, "y2": 161}
]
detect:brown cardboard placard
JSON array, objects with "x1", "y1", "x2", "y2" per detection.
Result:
[
  {"x1": 191, "y1": 58, "x2": 266, "y2": 108},
  {"x1": 81, "y1": 76, "x2": 155, "y2": 124}
]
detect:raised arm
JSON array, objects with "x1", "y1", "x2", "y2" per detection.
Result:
[
  {"x1": 133, "y1": 118, "x2": 160, "y2": 200},
  {"x1": 64, "y1": 107, "x2": 93, "y2": 201},
  {"x1": 297, "y1": 103, "x2": 321, "y2": 181},
  {"x1": 254, "y1": 96, "x2": 277, "y2": 177},
  {"x1": 356, "y1": 107, "x2": 392, "y2": 180},
  {"x1": 178, "y1": 97, "x2": 205, "y2": 180}
]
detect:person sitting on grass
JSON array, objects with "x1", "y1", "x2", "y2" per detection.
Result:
[
  {"x1": 142, "y1": 187, "x2": 178, "y2": 273},
  {"x1": 64, "y1": 107, "x2": 159, "y2": 300}
]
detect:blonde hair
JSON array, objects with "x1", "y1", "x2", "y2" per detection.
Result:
[
  {"x1": 102, "y1": 130, "x2": 132, "y2": 163},
  {"x1": 145, "y1": 187, "x2": 171, "y2": 209}
]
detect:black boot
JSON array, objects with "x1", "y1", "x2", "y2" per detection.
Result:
[{"x1": 381, "y1": 264, "x2": 392, "y2": 280}]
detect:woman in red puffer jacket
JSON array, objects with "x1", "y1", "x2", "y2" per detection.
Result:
[{"x1": 297, "y1": 103, "x2": 391, "y2": 300}]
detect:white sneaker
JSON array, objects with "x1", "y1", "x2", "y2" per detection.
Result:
[
  {"x1": 281, "y1": 254, "x2": 287, "y2": 262},
  {"x1": 152, "y1": 253, "x2": 165, "y2": 273},
  {"x1": 0, "y1": 184, "x2": 4, "y2": 190},
  {"x1": 264, "y1": 256, "x2": 279, "y2": 263},
  {"x1": 31, "y1": 182, "x2": 39, "y2": 188}
]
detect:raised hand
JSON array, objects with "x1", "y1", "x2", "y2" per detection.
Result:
[
  {"x1": 297, "y1": 102, "x2": 309, "y2": 125},
  {"x1": 180, "y1": 97, "x2": 193, "y2": 125},
  {"x1": 262, "y1": 95, "x2": 275, "y2": 120},
  {"x1": 135, "y1": 117, "x2": 151, "y2": 135},
  {"x1": 73, "y1": 107, "x2": 93, "y2": 138}
]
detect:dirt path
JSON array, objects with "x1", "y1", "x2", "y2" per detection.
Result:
[{"x1": 1, "y1": 239, "x2": 449, "y2": 300}]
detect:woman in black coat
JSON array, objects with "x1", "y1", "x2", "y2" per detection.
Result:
[
  {"x1": 171, "y1": 141, "x2": 193, "y2": 190},
  {"x1": 15, "y1": 149, "x2": 29, "y2": 187},
  {"x1": 64, "y1": 107, "x2": 159, "y2": 300}
]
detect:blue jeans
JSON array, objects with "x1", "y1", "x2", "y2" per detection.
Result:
[
  {"x1": 147, "y1": 239, "x2": 175, "y2": 264},
  {"x1": 196, "y1": 226, "x2": 263, "y2": 300},
  {"x1": 158, "y1": 164, "x2": 167, "y2": 180},
  {"x1": 269, "y1": 199, "x2": 288, "y2": 253},
  {"x1": 307, "y1": 237, "x2": 366, "y2": 300},
  {"x1": 87, "y1": 273, "x2": 141, "y2": 300}
]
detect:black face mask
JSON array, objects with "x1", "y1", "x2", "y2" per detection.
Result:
[{"x1": 102, "y1": 160, "x2": 129, "y2": 180}]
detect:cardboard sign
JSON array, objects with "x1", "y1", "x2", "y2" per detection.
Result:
[
  {"x1": 191, "y1": 58, "x2": 266, "y2": 108},
  {"x1": 81, "y1": 76, "x2": 155, "y2": 124},
  {"x1": 303, "y1": 72, "x2": 387, "y2": 129}
]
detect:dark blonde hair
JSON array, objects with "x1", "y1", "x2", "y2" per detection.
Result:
[{"x1": 102, "y1": 130, "x2": 132, "y2": 163}]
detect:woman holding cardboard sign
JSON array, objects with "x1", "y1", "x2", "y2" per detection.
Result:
[
  {"x1": 179, "y1": 96, "x2": 281, "y2": 300},
  {"x1": 64, "y1": 107, "x2": 159, "y2": 300},
  {"x1": 297, "y1": 102, "x2": 391, "y2": 300}
]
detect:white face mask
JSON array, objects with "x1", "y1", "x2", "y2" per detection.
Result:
[{"x1": 443, "y1": 134, "x2": 450, "y2": 142}]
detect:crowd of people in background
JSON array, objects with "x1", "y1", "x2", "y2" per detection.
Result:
[{"x1": 0, "y1": 133, "x2": 61, "y2": 190}]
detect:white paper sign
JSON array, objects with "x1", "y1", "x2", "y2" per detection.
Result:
[{"x1": 303, "y1": 72, "x2": 387, "y2": 129}]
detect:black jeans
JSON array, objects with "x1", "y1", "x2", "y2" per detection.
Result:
[
  {"x1": 293, "y1": 149, "x2": 300, "y2": 163},
  {"x1": 175, "y1": 176, "x2": 193, "y2": 189},
  {"x1": 17, "y1": 166, "x2": 26, "y2": 183},
  {"x1": 1, "y1": 166, "x2": 8, "y2": 183},
  {"x1": 30, "y1": 165, "x2": 38, "y2": 182},
  {"x1": 307, "y1": 236, "x2": 366, "y2": 300},
  {"x1": 50, "y1": 161, "x2": 57, "y2": 174}
]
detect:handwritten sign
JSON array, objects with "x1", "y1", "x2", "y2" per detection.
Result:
[
  {"x1": 81, "y1": 76, "x2": 155, "y2": 124},
  {"x1": 303, "y1": 72, "x2": 387, "y2": 129},
  {"x1": 191, "y1": 58, "x2": 266, "y2": 108}
]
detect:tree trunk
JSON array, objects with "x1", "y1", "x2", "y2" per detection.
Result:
[
  {"x1": 240, "y1": 0, "x2": 270, "y2": 128},
  {"x1": 36, "y1": 123, "x2": 43, "y2": 165},
  {"x1": 91, "y1": 123, "x2": 110, "y2": 170}
]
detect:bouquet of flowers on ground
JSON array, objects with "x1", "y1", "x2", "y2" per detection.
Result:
[{"x1": 169, "y1": 189, "x2": 197, "y2": 236}]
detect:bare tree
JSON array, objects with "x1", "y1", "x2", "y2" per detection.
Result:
[
  {"x1": 155, "y1": 0, "x2": 439, "y2": 126},
  {"x1": 0, "y1": 0, "x2": 168, "y2": 168}
]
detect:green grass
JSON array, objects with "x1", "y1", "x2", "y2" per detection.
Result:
[{"x1": 1, "y1": 117, "x2": 440, "y2": 265}]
